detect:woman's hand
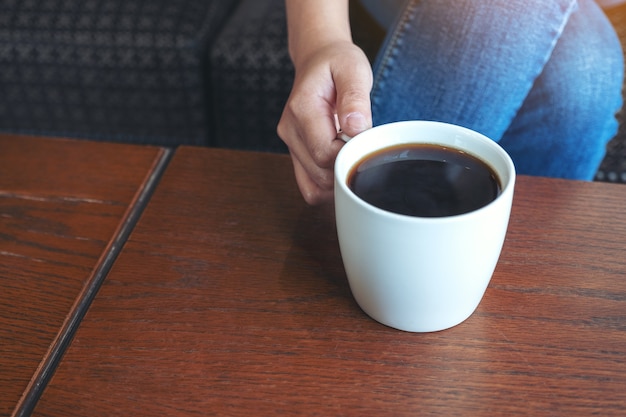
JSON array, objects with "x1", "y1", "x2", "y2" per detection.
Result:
[{"x1": 277, "y1": 40, "x2": 373, "y2": 205}]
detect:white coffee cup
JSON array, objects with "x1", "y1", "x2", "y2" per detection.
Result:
[{"x1": 334, "y1": 121, "x2": 515, "y2": 332}]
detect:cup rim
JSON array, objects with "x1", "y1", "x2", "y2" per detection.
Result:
[{"x1": 334, "y1": 120, "x2": 516, "y2": 223}]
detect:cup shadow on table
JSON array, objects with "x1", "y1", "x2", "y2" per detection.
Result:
[{"x1": 276, "y1": 202, "x2": 366, "y2": 322}]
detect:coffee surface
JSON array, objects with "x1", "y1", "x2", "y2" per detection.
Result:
[{"x1": 348, "y1": 144, "x2": 501, "y2": 217}]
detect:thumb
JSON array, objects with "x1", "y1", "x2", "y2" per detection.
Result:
[
  {"x1": 335, "y1": 67, "x2": 373, "y2": 138},
  {"x1": 340, "y1": 111, "x2": 371, "y2": 139}
]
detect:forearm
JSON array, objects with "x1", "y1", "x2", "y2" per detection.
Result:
[{"x1": 285, "y1": 0, "x2": 352, "y2": 67}]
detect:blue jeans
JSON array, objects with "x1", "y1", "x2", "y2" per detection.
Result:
[{"x1": 359, "y1": 0, "x2": 624, "y2": 179}]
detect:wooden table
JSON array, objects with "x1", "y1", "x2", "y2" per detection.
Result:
[
  {"x1": 9, "y1": 145, "x2": 626, "y2": 416},
  {"x1": 0, "y1": 135, "x2": 170, "y2": 417}
]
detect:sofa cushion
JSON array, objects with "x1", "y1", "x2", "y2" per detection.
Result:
[
  {"x1": 597, "y1": 2, "x2": 626, "y2": 183},
  {"x1": 0, "y1": 0, "x2": 237, "y2": 146},
  {"x1": 209, "y1": 0, "x2": 293, "y2": 152}
]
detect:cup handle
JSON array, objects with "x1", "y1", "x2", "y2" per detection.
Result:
[{"x1": 336, "y1": 131, "x2": 352, "y2": 142}]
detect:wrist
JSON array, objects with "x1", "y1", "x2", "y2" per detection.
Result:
[{"x1": 285, "y1": 0, "x2": 352, "y2": 68}]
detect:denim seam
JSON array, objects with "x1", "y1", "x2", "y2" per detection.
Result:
[{"x1": 371, "y1": 0, "x2": 419, "y2": 112}]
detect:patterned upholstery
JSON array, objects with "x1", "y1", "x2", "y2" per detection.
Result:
[
  {"x1": 597, "y1": 3, "x2": 626, "y2": 183},
  {"x1": 209, "y1": 0, "x2": 293, "y2": 152},
  {"x1": 0, "y1": 0, "x2": 237, "y2": 146}
]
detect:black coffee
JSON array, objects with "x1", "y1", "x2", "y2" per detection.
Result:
[{"x1": 348, "y1": 144, "x2": 501, "y2": 217}]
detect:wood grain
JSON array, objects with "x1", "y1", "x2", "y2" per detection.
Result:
[
  {"x1": 34, "y1": 147, "x2": 626, "y2": 416},
  {"x1": 0, "y1": 135, "x2": 165, "y2": 416}
]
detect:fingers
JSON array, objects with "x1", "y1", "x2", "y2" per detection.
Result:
[
  {"x1": 278, "y1": 105, "x2": 343, "y2": 205},
  {"x1": 291, "y1": 154, "x2": 336, "y2": 205},
  {"x1": 277, "y1": 42, "x2": 373, "y2": 205}
]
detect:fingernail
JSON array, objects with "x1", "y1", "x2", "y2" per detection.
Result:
[{"x1": 345, "y1": 113, "x2": 368, "y2": 133}]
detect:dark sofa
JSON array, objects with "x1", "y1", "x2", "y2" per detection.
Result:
[
  {"x1": 1, "y1": 0, "x2": 624, "y2": 182},
  {"x1": 0, "y1": 0, "x2": 238, "y2": 146}
]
